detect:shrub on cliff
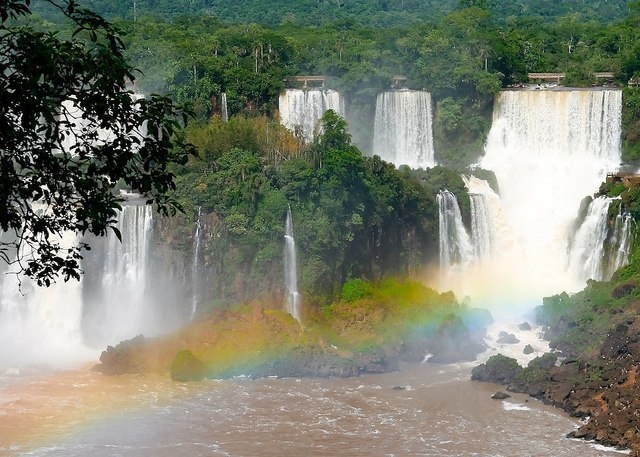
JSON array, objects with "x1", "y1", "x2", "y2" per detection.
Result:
[{"x1": 341, "y1": 278, "x2": 373, "y2": 302}]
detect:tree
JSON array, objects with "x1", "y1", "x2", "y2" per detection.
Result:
[{"x1": 0, "y1": 0, "x2": 195, "y2": 286}]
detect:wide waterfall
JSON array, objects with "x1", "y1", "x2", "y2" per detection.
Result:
[
  {"x1": 0, "y1": 231, "x2": 93, "y2": 369},
  {"x1": 284, "y1": 206, "x2": 301, "y2": 323},
  {"x1": 437, "y1": 190, "x2": 474, "y2": 270},
  {"x1": 81, "y1": 204, "x2": 159, "y2": 347},
  {"x1": 445, "y1": 89, "x2": 624, "y2": 305},
  {"x1": 279, "y1": 89, "x2": 345, "y2": 142},
  {"x1": 372, "y1": 90, "x2": 435, "y2": 169}
]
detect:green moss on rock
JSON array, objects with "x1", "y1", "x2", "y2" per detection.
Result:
[{"x1": 171, "y1": 349, "x2": 209, "y2": 382}]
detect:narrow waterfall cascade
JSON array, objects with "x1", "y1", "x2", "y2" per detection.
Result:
[
  {"x1": 220, "y1": 93, "x2": 229, "y2": 122},
  {"x1": 81, "y1": 204, "x2": 159, "y2": 347},
  {"x1": 437, "y1": 190, "x2": 474, "y2": 270},
  {"x1": 372, "y1": 90, "x2": 435, "y2": 169},
  {"x1": 284, "y1": 206, "x2": 301, "y2": 323},
  {"x1": 190, "y1": 206, "x2": 203, "y2": 321},
  {"x1": 460, "y1": 89, "x2": 625, "y2": 305},
  {"x1": 468, "y1": 193, "x2": 493, "y2": 261},
  {"x1": 568, "y1": 196, "x2": 614, "y2": 282},
  {"x1": 278, "y1": 89, "x2": 345, "y2": 142},
  {"x1": 0, "y1": 231, "x2": 94, "y2": 369},
  {"x1": 607, "y1": 204, "x2": 634, "y2": 278}
]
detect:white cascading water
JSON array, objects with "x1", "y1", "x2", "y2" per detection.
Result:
[
  {"x1": 567, "y1": 196, "x2": 614, "y2": 282},
  {"x1": 444, "y1": 89, "x2": 622, "y2": 309},
  {"x1": 468, "y1": 193, "x2": 493, "y2": 261},
  {"x1": 608, "y1": 205, "x2": 634, "y2": 276},
  {"x1": 82, "y1": 204, "x2": 157, "y2": 347},
  {"x1": 0, "y1": 231, "x2": 95, "y2": 369},
  {"x1": 372, "y1": 90, "x2": 435, "y2": 169},
  {"x1": 437, "y1": 190, "x2": 474, "y2": 270},
  {"x1": 284, "y1": 206, "x2": 301, "y2": 323},
  {"x1": 190, "y1": 206, "x2": 203, "y2": 321},
  {"x1": 220, "y1": 93, "x2": 229, "y2": 122},
  {"x1": 279, "y1": 89, "x2": 345, "y2": 143}
]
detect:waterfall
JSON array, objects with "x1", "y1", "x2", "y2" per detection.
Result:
[
  {"x1": 190, "y1": 206, "x2": 203, "y2": 321},
  {"x1": 469, "y1": 193, "x2": 493, "y2": 261},
  {"x1": 607, "y1": 205, "x2": 634, "y2": 278},
  {"x1": 468, "y1": 89, "x2": 623, "y2": 303},
  {"x1": 220, "y1": 93, "x2": 229, "y2": 122},
  {"x1": 0, "y1": 231, "x2": 94, "y2": 369},
  {"x1": 81, "y1": 204, "x2": 158, "y2": 347},
  {"x1": 437, "y1": 190, "x2": 474, "y2": 270},
  {"x1": 278, "y1": 89, "x2": 345, "y2": 142},
  {"x1": 568, "y1": 196, "x2": 613, "y2": 282},
  {"x1": 284, "y1": 206, "x2": 301, "y2": 323},
  {"x1": 372, "y1": 90, "x2": 435, "y2": 169}
]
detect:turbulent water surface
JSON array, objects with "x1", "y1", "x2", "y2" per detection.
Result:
[{"x1": 1, "y1": 358, "x2": 628, "y2": 457}]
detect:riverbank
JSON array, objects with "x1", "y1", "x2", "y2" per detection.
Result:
[{"x1": 472, "y1": 275, "x2": 640, "y2": 456}]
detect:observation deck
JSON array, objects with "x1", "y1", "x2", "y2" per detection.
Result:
[
  {"x1": 606, "y1": 173, "x2": 640, "y2": 188},
  {"x1": 284, "y1": 76, "x2": 325, "y2": 88}
]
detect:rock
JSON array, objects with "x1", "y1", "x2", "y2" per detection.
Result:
[
  {"x1": 491, "y1": 391, "x2": 511, "y2": 400},
  {"x1": 601, "y1": 324, "x2": 633, "y2": 359},
  {"x1": 92, "y1": 334, "x2": 146, "y2": 375},
  {"x1": 497, "y1": 331, "x2": 520, "y2": 344},
  {"x1": 519, "y1": 322, "x2": 532, "y2": 331},
  {"x1": 392, "y1": 386, "x2": 407, "y2": 390},
  {"x1": 170, "y1": 349, "x2": 209, "y2": 382},
  {"x1": 471, "y1": 354, "x2": 522, "y2": 384},
  {"x1": 523, "y1": 344, "x2": 534, "y2": 355},
  {"x1": 428, "y1": 315, "x2": 486, "y2": 363},
  {"x1": 527, "y1": 353, "x2": 557, "y2": 370}
]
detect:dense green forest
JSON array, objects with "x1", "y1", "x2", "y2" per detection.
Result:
[
  {"x1": 27, "y1": 0, "x2": 640, "y2": 165},
  {"x1": 22, "y1": 0, "x2": 640, "y2": 303},
  {"x1": 32, "y1": 0, "x2": 631, "y2": 26}
]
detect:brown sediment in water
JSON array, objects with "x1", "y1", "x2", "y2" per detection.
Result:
[{"x1": 0, "y1": 367, "x2": 205, "y2": 455}]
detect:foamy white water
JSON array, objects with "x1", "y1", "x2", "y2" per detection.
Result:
[
  {"x1": 284, "y1": 206, "x2": 301, "y2": 322},
  {"x1": 442, "y1": 89, "x2": 622, "y2": 311},
  {"x1": 373, "y1": 90, "x2": 435, "y2": 168},
  {"x1": 0, "y1": 232, "x2": 96, "y2": 370},
  {"x1": 278, "y1": 89, "x2": 345, "y2": 142}
]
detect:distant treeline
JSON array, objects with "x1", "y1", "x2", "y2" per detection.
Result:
[{"x1": 32, "y1": 0, "x2": 631, "y2": 27}]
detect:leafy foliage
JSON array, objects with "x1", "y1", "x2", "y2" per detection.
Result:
[
  {"x1": 170, "y1": 112, "x2": 447, "y2": 303},
  {"x1": 0, "y1": 0, "x2": 195, "y2": 285}
]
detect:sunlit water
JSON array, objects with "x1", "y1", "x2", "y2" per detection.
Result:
[{"x1": 0, "y1": 351, "x2": 628, "y2": 457}]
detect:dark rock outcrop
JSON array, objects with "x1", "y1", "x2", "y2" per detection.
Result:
[
  {"x1": 471, "y1": 354, "x2": 522, "y2": 384},
  {"x1": 92, "y1": 335, "x2": 147, "y2": 375},
  {"x1": 491, "y1": 391, "x2": 511, "y2": 400},
  {"x1": 497, "y1": 331, "x2": 520, "y2": 344}
]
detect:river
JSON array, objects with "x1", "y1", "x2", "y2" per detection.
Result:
[{"x1": 0, "y1": 358, "x2": 629, "y2": 457}]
